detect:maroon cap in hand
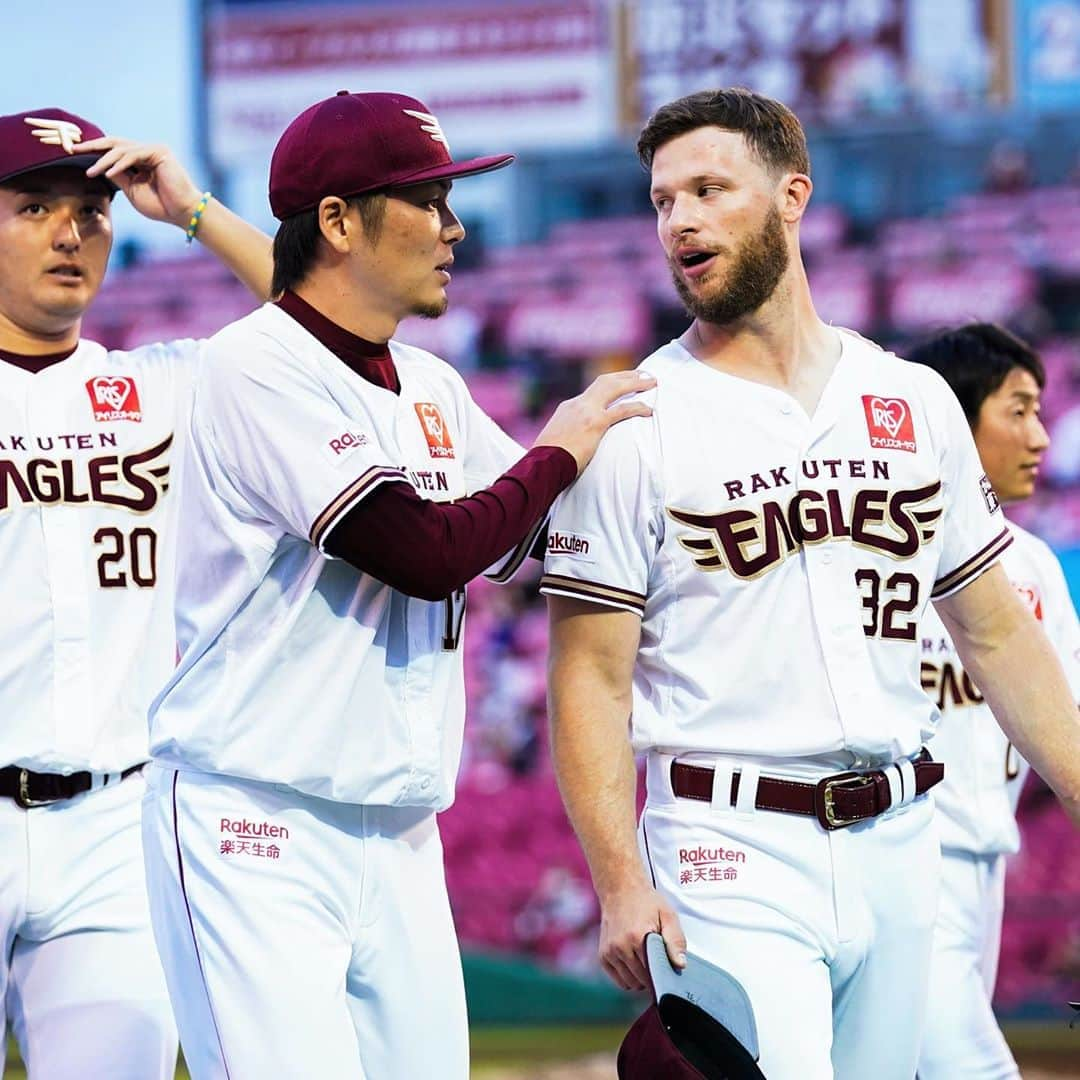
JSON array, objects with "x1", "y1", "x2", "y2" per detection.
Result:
[
  {"x1": 617, "y1": 934, "x2": 765, "y2": 1080},
  {"x1": 269, "y1": 90, "x2": 514, "y2": 220},
  {"x1": 0, "y1": 108, "x2": 113, "y2": 187}
]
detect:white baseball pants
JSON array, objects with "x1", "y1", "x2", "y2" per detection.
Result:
[
  {"x1": 641, "y1": 752, "x2": 942, "y2": 1080},
  {"x1": 0, "y1": 770, "x2": 177, "y2": 1079},
  {"x1": 918, "y1": 849, "x2": 1019, "y2": 1078},
  {"x1": 141, "y1": 764, "x2": 469, "y2": 1080}
]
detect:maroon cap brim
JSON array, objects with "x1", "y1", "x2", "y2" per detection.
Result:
[
  {"x1": 0, "y1": 152, "x2": 118, "y2": 191},
  {"x1": 384, "y1": 152, "x2": 515, "y2": 192}
]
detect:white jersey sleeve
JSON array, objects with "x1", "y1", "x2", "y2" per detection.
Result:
[
  {"x1": 195, "y1": 324, "x2": 405, "y2": 552},
  {"x1": 926, "y1": 376, "x2": 1013, "y2": 599},
  {"x1": 1032, "y1": 536, "x2": 1080, "y2": 701},
  {"x1": 540, "y1": 392, "x2": 661, "y2": 616}
]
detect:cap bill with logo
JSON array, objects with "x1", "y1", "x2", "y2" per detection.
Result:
[
  {"x1": 617, "y1": 933, "x2": 765, "y2": 1080},
  {"x1": 268, "y1": 90, "x2": 515, "y2": 220},
  {"x1": 0, "y1": 108, "x2": 115, "y2": 189}
]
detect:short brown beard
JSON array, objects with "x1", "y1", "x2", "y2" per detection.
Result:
[{"x1": 670, "y1": 204, "x2": 789, "y2": 326}]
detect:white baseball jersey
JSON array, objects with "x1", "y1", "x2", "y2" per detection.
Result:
[
  {"x1": 920, "y1": 521, "x2": 1080, "y2": 855},
  {"x1": 148, "y1": 303, "x2": 531, "y2": 806},
  {"x1": 0, "y1": 339, "x2": 200, "y2": 773},
  {"x1": 541, "y1": 329, "x2": 1009, "y2": 764}
]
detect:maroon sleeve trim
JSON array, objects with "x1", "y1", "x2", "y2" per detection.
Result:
[
  {"x1": 484, "y1": 511, "x2": 550, "y2": 584},
  {"x1": 539, "y1": 573, "x2": 646, "y2": 615},
  {"x1": 310, "y1": 465, "x2": 407, "y2": 550},
  {"x1": 931, "y1": 528, "x2": 1013, "y2": 599}
]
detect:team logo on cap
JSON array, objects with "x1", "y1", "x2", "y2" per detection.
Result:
[
  {"x1": 414, "y1": 402, "x2": 455, "y2": 459},
  {"x1": 24, "y1": 116, "x2": 84, "y2": 154},
  {"x1": 861, "y1": 395, "x2": 916, "y2": 453},
  {"x1": 86, "y1": 376, "x2": 142, "y2": 423},
  {"x1": 402, "y1": 109, "x2": 449, "y2": 150}
]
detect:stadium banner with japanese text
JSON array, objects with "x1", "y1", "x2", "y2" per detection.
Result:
[{"x1": 203, "y1": 0, "x2": 618, "y2": 170}]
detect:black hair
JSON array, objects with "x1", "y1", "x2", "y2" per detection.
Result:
[
  {"x1": 637, "y1": 87, "x2": 810, "y2": 177},
  {"x1": 906, "y1": 323, "x2": 1045, "y2": 427},
  {"x1": 270, "y1": 192, "x2": 387, "y2": 297}
]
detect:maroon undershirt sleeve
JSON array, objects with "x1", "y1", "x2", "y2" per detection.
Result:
[{"x1": 323, "y1": 445, "x2": 577, "y2": 600}]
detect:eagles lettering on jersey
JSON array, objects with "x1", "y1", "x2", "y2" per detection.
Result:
[
  {"x1": 0, "y1": 433, "x2": 171, "y2": 513},
  {"x1": 669, "y1": 462, "x2": 942, "y2": 581}
]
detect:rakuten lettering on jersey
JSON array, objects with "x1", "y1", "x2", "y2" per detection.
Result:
[
  {"x1": 548, "y1": 531, "x2": 592, "y2": 558},
  {"x1": 220, "y1": 817, "x2": 290, "y2": 839}
]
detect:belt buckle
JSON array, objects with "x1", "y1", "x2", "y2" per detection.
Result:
[
  {"x1": 15, "y1": 769, "x2": 58, "y2": 809},
  {"x1": 816, "y1": 772, "x2": 875, "y2": 830}
]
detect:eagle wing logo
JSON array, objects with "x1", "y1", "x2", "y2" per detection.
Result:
[
  {"x1": 402, "y1": 109, "x2": 450, "y2": 150},
  {"x1": 667, "y1": 508, "x2": 726, "y2": 572},
  {"x1": 24, "y1": 116, "x2": 84, "y2": 154}
]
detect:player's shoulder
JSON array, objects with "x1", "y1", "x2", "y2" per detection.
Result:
[
  {"x1": 840, "y1": 328, "x2": 942, "y2": 394},
  {"x1": 202, "y1": 304, "x2": 314, "y2": 383},
  {"x1": 80, "y1": 336, "x2": 202, "y2": 370},
  {"x1": 857, "y1": 333, "x2": 955, "y2": 404},
  {"x1": 388, "y1": 338, "x2": 466, "y2": 395},
  {"x1": 1006, "y1": 520, "x2": 1064, "y2": 576},
  {"x1": 207, "y1": 303, "x2": 283, "y2": 356}
]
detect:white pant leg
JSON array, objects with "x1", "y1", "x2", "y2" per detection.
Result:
[
  {"x1": 0, "y1": 790, "x2": 29, "y2": 1080},
  {"x1": 639, "y1": 793, "x2": 838, "y2": 1079},
  {"x1": 345, "y1": 805, "x2": 469, "y2": 1080},
  {"x1": 918, "y1": 850, "x2": 1019, "y2": 1079},
  {"x1": 4, "y1": 773, "x2": 177, "y2": 1080},
  {"x1": 829, "y1": 796, "x2": 941, "y2": 1080},
  {"x1": 642, "y1": 757, "x2": 941, "y2": 1080},
  {"x1": 142, "y1": 765, "x2": 367, "y2": 1080}
]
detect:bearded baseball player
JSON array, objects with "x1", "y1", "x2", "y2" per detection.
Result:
[
  {"x1": 139, "y1": 90, "x2": 653, "y2": 1080},
  {"x1": 907, "y1": 324, "x2": 1080, "y2": 1078},
  {"x1": 0, "y1": 107, "x2": 271, "y2": 1078},
  {"x1": 542, "y1": 88, "x2": 1080, "y2": 1079}
]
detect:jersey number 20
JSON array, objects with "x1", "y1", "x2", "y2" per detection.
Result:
[{"x1": 94, "y1": 526, "x2": 158, "y2": 588}]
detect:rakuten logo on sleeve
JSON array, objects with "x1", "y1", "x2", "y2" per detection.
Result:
[{"x1": 322, "y1": 430, "x2": 370, "y2": 463}]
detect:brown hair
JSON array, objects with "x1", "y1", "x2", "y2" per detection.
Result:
[
  {"x1": 637, "y1": 88, "x2": 810, "y2": 177},
  {"x1": 271, "y1": 192, "x2": 387, "y2": 297}
]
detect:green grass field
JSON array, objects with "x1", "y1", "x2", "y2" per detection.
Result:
[{"x1": 7, "y1": 1023, "x2": 1080, "y2": 1077}]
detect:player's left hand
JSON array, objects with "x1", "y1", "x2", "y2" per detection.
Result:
[{"x1": 78, "y1": 136, "x2": 204, "y2": 231}]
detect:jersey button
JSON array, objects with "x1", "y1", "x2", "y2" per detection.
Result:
[
  {"x1": 420, "y1": 777, "x2": 432, "y2": 790},
  {"x1": 822, "y1": 551, "x2": 833, "y2": 565},
  {"x1": 780, "y1": 403, "x2": 793, "y2": 415}
]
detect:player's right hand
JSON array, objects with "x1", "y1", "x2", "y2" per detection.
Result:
[
  {"x1": 533, "y1": 370, "x2": 656, "y2": 475},
  {"x1": 597, "y1": 880, "x2": 686, "y2": 991}
]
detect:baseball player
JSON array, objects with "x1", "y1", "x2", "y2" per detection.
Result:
[
  {"x1": 139, "y1": 90, "x2": 654, "y2": 1080},
  {"x1": 0, "y1": 107, "x2": 272, "y2": 1079},
  {"x1": 541, "y1": 88, "x2": 1080, "y2": 1079},
  {"x1": 908, "y1": 324, "x2": 1080, "y2": 1078}
]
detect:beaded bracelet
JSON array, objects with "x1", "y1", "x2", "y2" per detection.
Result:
[{"x1": 185, "y1": 192, "x2": 212, "y2": 244}]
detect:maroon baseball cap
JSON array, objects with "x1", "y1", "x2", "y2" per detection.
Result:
[
  {"x1": 617, "y1": 935, "x2": 765, "y2": 1080},
  {"x1": 0, "y1": 108, "x2": 115, "y2": 188},
  {"x1": 269, "y1": 90, "x2": 514, "y2": 219}
]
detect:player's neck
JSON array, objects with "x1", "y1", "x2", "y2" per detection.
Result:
[
  {"x1": 686, "y1": 278, "x2": 829, "y2": 378},
  {"x1": 0, "y1": 309, "x2": 81, "y2": 356},
  {"x1": 291, "y1": 280, "x2": 397, "y2": 345}
]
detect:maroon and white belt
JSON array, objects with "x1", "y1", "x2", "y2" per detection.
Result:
[{"x1": 670, "y1": 749, "x2": 943, "y2": 831}]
